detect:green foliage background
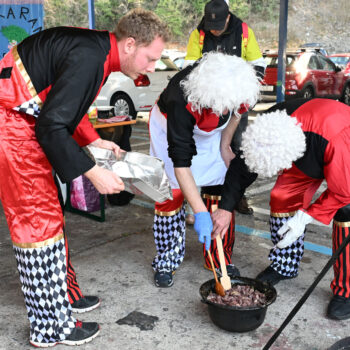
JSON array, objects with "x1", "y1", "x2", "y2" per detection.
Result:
[{"x1": 44, "y1": 0, "x2": 279, "y2": 44}]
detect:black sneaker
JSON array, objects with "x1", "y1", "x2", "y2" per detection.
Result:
[
  {"x1": 71, "y1": 296, "x2": 100, "y2": 313},
  {"x1": 204, "y1": 263, "x2": 240, "y2": 277},
  {"x1": 226, "y1": 264, "x2": 241, "y2": 277},
  {"x1": 30, "y1": 321, "x2": 100, "y2": 347},
  {"x1": 154, "y1": 270, "x2": 174, "y2": 288},
  {"x1": 327, "y1": 295, "x2": 350, "y2": 320},
  {"x1": 256, "y1": 265, "x2": 297, "y2": 285}
]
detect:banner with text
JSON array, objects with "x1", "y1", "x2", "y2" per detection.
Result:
[{"x1": 0, "y1": 0, "x2": 44, "y2": 58}]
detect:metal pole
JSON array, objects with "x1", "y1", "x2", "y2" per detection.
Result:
[
  {"x1": 276, "y1": 0, "x2": 288, "y2": 103},
  {"x1": 88, "y1": 0, "x2": 95, "y2": 29},
  {"x1": 263, "y1": 229, "x2": 350, "y2": 349}
]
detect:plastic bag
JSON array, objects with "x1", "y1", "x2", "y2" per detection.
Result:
[{"x1": 70, "y1": 175, "x2": 102, "y2": 212}]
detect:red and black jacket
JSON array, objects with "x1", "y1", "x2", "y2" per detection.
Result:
[
  {"x1": 1, "y1": 26, "x2": 120, "y2": 182},
  {"x1": 268, "y1": 98, "x2": 350, "y2": 224}
]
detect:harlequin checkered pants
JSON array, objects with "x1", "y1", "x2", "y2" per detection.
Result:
[
  {"x1": 152, "y1": 205, "x2": 186, "y2": 272},
  {"x1": 268, "y1": 215, "x2": 305, "y2": 277},
  {"x1": 13, "y1": 238, "x2": 75, "y2": 344}
]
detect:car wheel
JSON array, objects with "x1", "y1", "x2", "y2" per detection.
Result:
[
  {"x1": 342, "y1": 84, "x2": 350, "y2": 106},
  {"x1": 111, "y1": 93, "x2": 137, "y2": 119},
  {"x1": 302, "y1": 86, "x2": 314, "y2": 99}
]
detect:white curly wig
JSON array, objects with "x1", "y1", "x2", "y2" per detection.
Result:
[
  {"x1": 180, "y1": 52, "x2": 260, "y2": 116},
  {"x1": 241, "y1": 110, "x2": 306, "y2": 177}
]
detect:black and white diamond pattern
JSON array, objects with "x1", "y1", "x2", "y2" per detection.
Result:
[
  {"x1": 13, "y1": 99, "x2": 41, "y2": 117},
  {"x1": 13, "y1": 238, "x2": 75, "y2": 345},
  {"x1": 152, "y1": 205, "x2": 186, "y2": 272},
  {"x1": 268, "y1": 215, "x2": 305, "y2": 277}
]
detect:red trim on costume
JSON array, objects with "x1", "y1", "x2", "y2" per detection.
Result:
[
  {"x1": 0, "y1": 50, "x2": 32, "y2": 109},
  {"x1": 37, "y1": 85, "x2": 51, "y2": 103},
  {"x1": 108, "y1": 33, "x2": 121, "y2": 73},
  {"x1": 185, "y1": 103, "x2": 219, "y2": 132},
  {"x1": 73, "y1": 114, "x2": 99, "y2": 146},
  {"x1": 155, "y1": 189, "x2": 184, "y2": 212}
]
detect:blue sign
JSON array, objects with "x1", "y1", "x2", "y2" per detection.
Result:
[{"x1": 0, "y1": 1, "x2": 44, "y2": 58}]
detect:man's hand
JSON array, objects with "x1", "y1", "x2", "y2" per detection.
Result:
[
  {"x1": 211, "y1": 208, "x2": 232, "y2": 239},
  {"x1": 277, "y1": 210, "x2": 313, "y2": 248},
  {"x1": 90, "y1": 138, "x2": 123, "y2": 159},
  {"x1": 194, "y1": 211, "x2": 213, "y2": 250},
  {"x1": 84, "y1": 165, "x2": 125, "y2": 194}
]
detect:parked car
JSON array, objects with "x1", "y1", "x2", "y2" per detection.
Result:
[
  {"x1": 328, "y1": 53, "x2": 350, "y2": 75},
  {"x1": 260, "y1": 50, "x2": 350, "y2": 105},
  {"x1": 95, "y1": 56, "x2": 179, "y2": 118},
  {"x1": 173, "y1": 56, "x2": 185, "y2": 70},
  {"x1": 300, "y1": 43, "x2": 329, "y2": 56}
]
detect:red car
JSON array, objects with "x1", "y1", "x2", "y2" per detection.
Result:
[
  {"x1": 328, "y1": 53, "x2": 350, "y2": 76},
  {"x1": 260, "y1": 50, "x2": 350, "y2": 105}
]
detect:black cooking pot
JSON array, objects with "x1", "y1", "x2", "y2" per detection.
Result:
[{"x1": 199, "y1": 276, "x2": 277, "y2": 332}]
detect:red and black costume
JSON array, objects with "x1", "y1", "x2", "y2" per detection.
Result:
[
  {"x1": 149, "y1": 63, "x2": 253, "y2": 273},
  {"x1": 267, "y1": 98, "x2": 350, "y2": 299},
  {"x1": 0, "y1": 27, "x2": 119, "y2": 344}
]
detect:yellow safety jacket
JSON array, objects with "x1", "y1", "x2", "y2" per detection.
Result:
[{"x1": 185, "y1": 21, "x2": 263, "y2": 63}]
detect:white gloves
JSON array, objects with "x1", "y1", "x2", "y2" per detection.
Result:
[{"x1": 277, "y1": 210, "x2": 313, "y2": 248}]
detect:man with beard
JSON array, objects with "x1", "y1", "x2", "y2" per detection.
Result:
[{"x1": 0, "y1": 8, "x2": 169, "y2": 347}]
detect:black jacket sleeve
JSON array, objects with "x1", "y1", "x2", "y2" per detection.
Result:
[
  {"x1": 35, "y1": 52, "x2": 105, "y2": 182},
  {"x1": 166, "y1": 100, "x2": 197, "y2": 167},
  {"x1": 219, "y1": 152, "x2": 257, "y2": 212}
]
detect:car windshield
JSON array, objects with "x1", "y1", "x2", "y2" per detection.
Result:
[
  {"x1": 329, "y1": 56, "x2": 350, "y2": 67},
  {"x1": 265, "y1": 55, "x2": 296, "y2": 68},
  {"x1": 155, "y1": 58, "x2": 179, "y2": 71}
]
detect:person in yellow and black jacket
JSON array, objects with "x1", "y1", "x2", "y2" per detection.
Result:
[
  {"x1": 183, "y1": 0, "x2": 265, "y2": 276},
  {"x1": 185, "y1": 0, "x2": 266, "y2": 77}
]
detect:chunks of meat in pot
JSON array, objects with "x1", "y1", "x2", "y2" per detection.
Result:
[{"x1": 207, "y1": 284, "x2": 267, "y2": 307}]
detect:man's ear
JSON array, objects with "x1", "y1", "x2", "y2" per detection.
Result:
[{"x1": 124, "y1": 37, "x2": 136, "y2": 54}]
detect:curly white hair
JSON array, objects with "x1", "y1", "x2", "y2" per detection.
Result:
[
  {"x1": 241, "y1": 109, "x2": 306, "y2": 177},
  {"x1": 180, "y1": 52, "x2": 260, "y2": 116}
]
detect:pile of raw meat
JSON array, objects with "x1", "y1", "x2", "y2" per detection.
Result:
[{"x1": 207, "y1": 284, "x2": 266, "y2": 307}]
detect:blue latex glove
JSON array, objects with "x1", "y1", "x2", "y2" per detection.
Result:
[{"x1": 194, "y1": 211, "x2": 213, "y2": 250}]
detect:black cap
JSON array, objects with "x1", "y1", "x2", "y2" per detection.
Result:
[{"x1": 204, "y1": 0, "x2": 229, "y2": 31}]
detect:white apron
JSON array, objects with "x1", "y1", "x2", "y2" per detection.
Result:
[{"x1": 149, "y1": 104, "x2": 230, "y2": 189}]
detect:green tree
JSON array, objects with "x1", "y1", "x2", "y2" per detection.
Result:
[
  {"x1": 249, "y1": 0, "x2": 279, "y2": 21},
  {"x1": 228, "y1": 0, "x2": 250, "y2": 20},
  {"x1": 44, "y1": 0, "x2": 88, "y2": 28},
  {"x1": 43, "y1": 0, "x2": 279, "y2": 43},
  {"x1": 154, "y1": 0, "x2": 192, "y2": 39}
]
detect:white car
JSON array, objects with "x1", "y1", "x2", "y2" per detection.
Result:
[{"x1": 95, "y1": 56, "x2": 179, "y2": 118}]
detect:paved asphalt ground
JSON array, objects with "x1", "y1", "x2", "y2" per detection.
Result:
[{"x1": 0, "y1": 103, "x2": 349, "y2": 350}]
